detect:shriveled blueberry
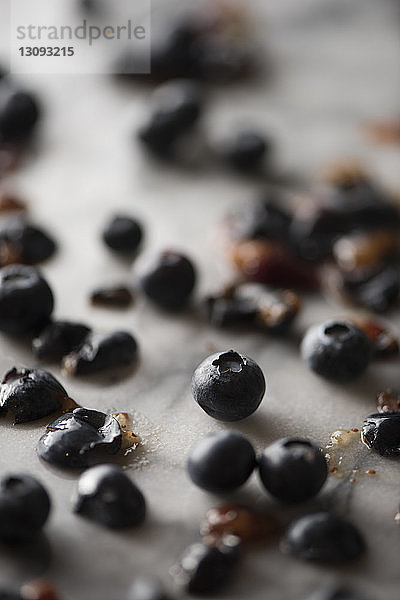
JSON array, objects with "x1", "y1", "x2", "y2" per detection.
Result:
[
  {"x1": 102, "y1": 215, "x2": 143, "y2": 254},
  {"x1": 171, "y1": 542, "x2": 233, "y2": 595},
  {"x1": 0, "y1": 265, "x2": 54, "y2": 335},
  {"x1": 187, "y1": 431, "x2": 256, "y2": 493},
  {"x1": 219, "y1": 130, "x2": 269, "y2": 172},
  {"x1": 0, "y1": 219, "x2": 56, "y2": 265},
  {"x1": 281, "y1": 512, "x2": 365, "y2": 563},
  {"x1": 342, "y1": 265, "x2": 399, "y2": 313},
  {"x1": 74, "y1": 465, "x2": 146, "y2": 529},
  {"x1": 140, "y1": 251, "x2": 196, "y2": 311},
  {"x1": 62, "y1": 331, "x2": 138, "y2": 376},
  {"x1": 0, "y1": 474, "x2": 50, "y2": 541},
  {"x1": 258, "y1": 438, "x2": 328, "y2": 503},
  {"x1": 37, "y1": 408, "x2": 122, "y2": 469},
  {"x1": 128, "y1": 577, "x2": 171, "y2": 600},
  {"x1": 361, "y1": 412, "x2": 400, "y2": 456},
  {"x1": 301, "y1": 320, "x2": 372, "y2": 382},
  {"x1": 90, "y1": 285, "x2": 133, "y2": 308},
  {"x1": 0, "y1": 84, "x2": 40, "y2": 142},
  {"x1": 0, "y1": 367, "x2": 71, "y2": 424},
  {"x1": 192, "y1": 350, "x2": 266, "y2": 421},
  {"x1": 32, "y1": 320, "x2": 91, "y2": 361},
  {"x1": 306, "y1": 584, "x2": 369, "y2": 600}
]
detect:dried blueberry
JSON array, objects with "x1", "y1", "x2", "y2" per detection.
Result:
[
  {"x1": 0, "y1": 265, "x2": 54, "y2": 335},
  {"x1": 0, "y1": 474, "x2": 50, "y2": 541},
  {"x1": 187, "y1": 431, "x2": 256, "y2": 493},
  {"x1": 361, "y1": 412, "x2": 400, "y2": 456},
  {"x1": 218, "y1": 130, "x2": 269, "y2": 172},
  {"x1": 90, "y1": 286, "x2": 133, "y2": 308},
  {"x1": 140, "y1": 251, "x2": 196, "y2": 311},
  {"x1": 37, "y1": 408, "x2": 122, "y2": 469},
  {"x1": 258, "y1": 438, "x2": 328, "y2": 503},
  {"x1": 0, "y1": 84, "x2": 40, "y2": 142},
  {"x1": 128, "y1": 577, "x2": 171, "y2": 600},
  {"x1": 0, "y1": 367, "x2": 72, "y2": 424},
  {"x1": 301, "y1": 320, "x2": 372, "y2": 382},
  {"x1": 0, "y1": 219, "x2": 56, "y2": 266},
  {"x1": 102, "y1": 215, "x2": 143, "y2": 254},
  {"x1": 74, "y1": 464, "x2": 146, "y2": 529},
  {"x1": 171, "y1": 542, "x2": 233, "y2": 595},
  {"x1": 62, "y1": 331, "x2": 138, "y2": 376},
  {"x1": 281, "y1": 512, "x2": 365, "y2": 563},
  {"x1": 32, "y1": 320, "x2": 91, "y2": 361},
  {"x1": 192, "y1": 350, "x2": 266, "y2": 421},
  {"x1": 376, "y1": 389, "x2": 400, "y2": 413},
  {"x1": 306, "y1": 584, "x2": 369, "y2": 600}
]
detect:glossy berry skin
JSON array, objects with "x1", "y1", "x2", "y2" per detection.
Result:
[
  {"x1": 37, "y1": 408, "x2": 122, "y2": 469},
  {"x1": 0, "y1": 367, "x2": 70, "y2": 424},
  {"x1": 281, "y1": 512, "x2": 365, "y2": 563},
  {"x1": 192, "y1": 350, "x2": 266, "y2": 421},
  {"x1": 32, "y1": 320, "x2": 91, "y2": 361},
  {"x1": 361, "y1": 411, "x2": 400, "y2": 456},
  {"x1": 74, "y1": 465, "x2": 146, "y2": 529},
  {"x1": 0, "y1": 85, "x2": 40, "y2": 142},
  {"x1": 301, "y1": 320, "x2": 372, "y2": 382},
  {"x1": 140, "y1": 251, "x2": 196, "y2": 311},
  {"x1": 0, "y1": 474, "x2": 50, "y2": 541},
  {"x1": 258, "y1": 438, "x2": 328, "y2": 503},
  {"x1": 0, "y1": 265, "x2": 54, "y2": 335},
  {"x1": 62, "y1": 331, "x2": 138, "y2": 376},
  {"x1": 128, "y1": 577, "x2": 171, "y2": 600},
  {"x1": 187, "y1": 431, "x2": 256, "y2": 493},
  {"x1": 171, "y1": 542, "x2": 234, "y2": 595},
  {"x1": 307, "y1": 584, "x2": 368, "y2": 600},
  {"x1": 220, "y1": 130, "x2": 269, "y2": 172},
  {"x1": 102, "y1": 215, "x2": 143, "y2": 254}
]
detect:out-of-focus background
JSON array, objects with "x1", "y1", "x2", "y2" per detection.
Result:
[{"x1": 0, "y1": 0, "x2": 399, "y2": 598}]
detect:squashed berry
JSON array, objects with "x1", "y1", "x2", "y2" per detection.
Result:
[
  {"x1": 32, "y1": 320, "x2": 91, "y2": 361},
  {"x1": 187, "y1": 431, "x2": 256, "y2": 493},
  {"x1": 361, "y1": 412, "x2": 400, "y2": 456},
  {"x1": 37, "y1": 408, "x2": 122, "y2": 469},
  {"x1": 74, "y1": 464, "x2": 146, "y2": 529},
  {"x1": 192, "y1": 350, "x2": 266, "y2": 421}
]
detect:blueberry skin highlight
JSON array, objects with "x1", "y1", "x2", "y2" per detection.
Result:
[
  {"x1": 0, "y1": 474, "x2": 50, "y2": 542},
  {"x1": 74, "y1": 464, "x2": 146, "y2": 529},
  {"x1": 281, "y1": 512, "x2": 365, "y2": 563},
  {"x1": 37, "y1": 408, "x2": 122, "y2": 469},
  {"x1": 187, "y1": 430, "x2": 256, "y2": 493},
  {"x1": 0, "y1": 367, "x2": 69, "y2": 424},
  {"x1": 102, "y1": 215, "x2": 143, "y2": 254},
  {"x1": 192, "y1": 350, "x2": 266, "y2": 421},
  {"x1": 361, "y1": 411, "x2": 400, "y2": 456},
  {"x1": 0, "y1": 265, "x2": 54, "y2": 335},
  {"x1": 301, "y1": 320, "x2": 372, "y2": 382},
  {"x1": 258, "y1": 438, "x2": 328, "y2": 503}
]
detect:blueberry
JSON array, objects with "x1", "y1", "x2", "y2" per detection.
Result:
[
  {"x1": 306, "y1": 584, "x2": 369, "y2": 600},
  {"x1": 62, "y1": 331, "x2": 138, "y2": 376},
  {"x1": 192, "y1": 350, "x2": 266, "y2": 421},
  {"x1": 0, "y1": 367, "x2": 70, "y2": 424},
  {"x1": 102, "y1": 215, "x2": 143, "y2": 254},
  {"x1": 258, "y1": 438, "x2": 328, "y2": 503},
  {"x1": 361, "y1": 411, "x2": 400, "y2": 456},
  {"x1": 0, "y1": 474, "x2": 50, "y2": 541},
  {"x1": 342, "y1": 265, "x2": 400, "y2": 313},
  {"x1": 37, "y1": 408, "x2": 122, "y2": 469},
  {"x1": 0, "y1": 219, "x2": 56, "y2": 266},
  {"x1": 219, "y1": 130, "x2": 269, "y2": 172},
  {"x1": 301, "y1": 320, "x2": 372, "y2": 382},
  {"x1": 32, "y1": 320, "x2": 91, "y2": 361},
  {"x1": 90, "y1": 286, "x2": 133, "y2": 308},
  {"x1": 281, "y1": 512, "x2": 365, "y2": 563},
  {"x1": 0, "y1": 84, "x2": 40, "y2": 143},
  {"x1": 171, "y1": 542, "x2": 234, "y2": 595},
  {"x1": 128, "y1": 577, "x2": 171, "y2": 600},
  {"x1": 0, "y1": 265, "x2": 54, "y2": 335},
  {"x1": 187, "y1": 430, "x2": 256, "y2": 493},
  {"x1": 74, "y1": 464, "x2": 146, "y2": 529},
  {"x1": 234, "y1": 197, "x2": 292, "y2": 242},
  {"x1": 140, "y1": 251, "x2": 196, "y2": 311}
]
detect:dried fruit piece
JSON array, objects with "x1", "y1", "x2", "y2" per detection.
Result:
[
  {"x1": 352, "y1": 317, "x2": 399, "y2": 358},
  {"x1": 364, "y1": 120, "x2": 400, "y2": 144},
  {"x1": 0, "y1": 191, "x2": 26, "y2": 214},
  {"x1": 201, "y1": 504, "x2": 278, "y2": 542},
  {"x1": 20, "y1": 580, "x2": 63, "y2": 600},
  {"x1": 333, "y1": 230, "x2": 399, "y2": 272},
  {"x1": 377, "y1": 389, "x2": 400, "y2": 413},
  {"x1": 90, "y1": 285, "x2": 133, "y2": 308}
]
